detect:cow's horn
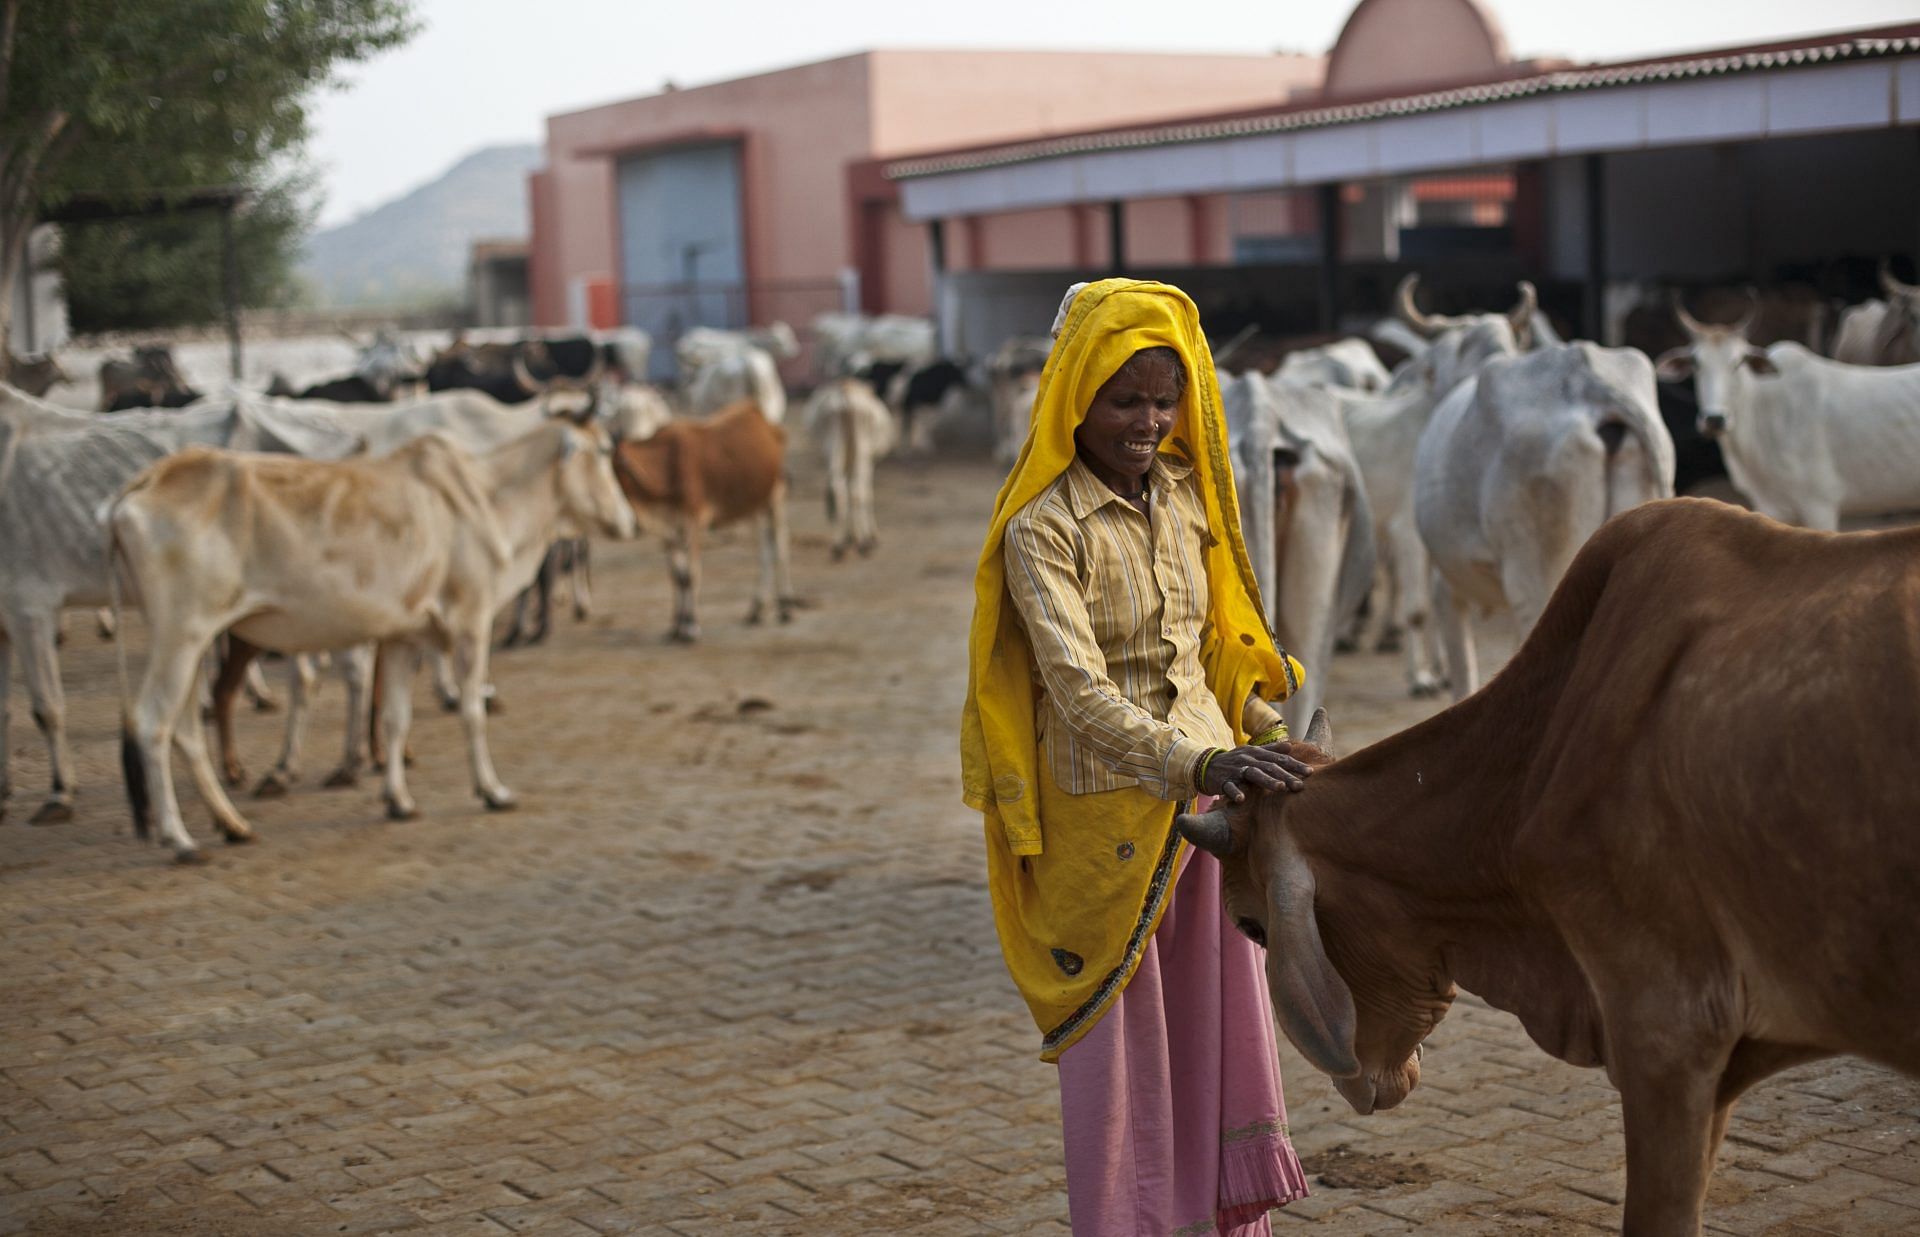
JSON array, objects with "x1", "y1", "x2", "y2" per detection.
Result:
[
  {"x1": 1174, "y1": 808, "x2": 1239, "y2": 858},
  {"x1": 1733, "y1": 287, "x2": 1760, "y2": 338},
  {"x1": 1879, "y1": 260, "x2": 1917, "y2": 300},
  {"x1": 1303, "y1": 707, "x2": 1333, "y2": 752},
  {"x1": 1672, "y1": 292, "x2": 1708, "y2": 338},
  {"x1": 1396, "y1": 274, "x2": 1442, "y2": 337},
  {"x1": 1266, "y1": 832, "x2": 1361, "y2": 1079},
  {"x1": 1509, "y1": 281, "x2": 1539, "y2": 348},
  {"x1": 511, "y1": 353, "x2": 546, "y2": 396}
]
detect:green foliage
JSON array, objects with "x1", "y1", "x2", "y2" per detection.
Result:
[
  {"x1": 60, "y1": 167, "x2": 314, "y2": 333},
  {"x1": 0, "y1": 0, "x2": 415, "y2": 335}
]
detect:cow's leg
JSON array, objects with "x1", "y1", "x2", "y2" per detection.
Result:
[
  {"x1": 95, "y1": 607, "x2": 116, "y2": 641},
  {"x1": 129, "y1": 630, "x2": 223, "y2": 859},
  {"x1": 1431, "y1": 572, "x2": 1478, "y2": 701},
  {"x1": 377, "y1": 641, "x2": 422, "y2": 821},
  {"x1": 827, "y1": 446, "x2": 853, "y2": 560},
  {"x1": 853, "y1": 444, "x2": 879, "y2": 556},
  {"x1": 16, "y1": 610, "x2": 77, "y2": 825},
  {"x1": 0, "y1": 621, "x2": 13, "y2": 815},
  {"x1": 324, "y1": 644, "x2": 373, "y2": 788},
  {"x1": 770, "y1": 485, "x2": 798, "y2": 622},
  {"x1": 243, "y1": 658, "x2": 278, "y2": 712},
  {"x1": 254, "y1": 653, "x2": 318, "y2": 798},
  {"x1": 174, "y1": 705, "x2": 255, "y2": 845},
  {"x1": 431, "y1": 648, "x2": 461, "y2": 712},
  {"x1": 453, "y1": 626, "x2": 514, "y2": 812},
  {"x1": 668, "y1": 525, "x2": 701, "y2": 642},
  {"x1": 1386, "y1": 521, "x2": 1441, "y2": 695},
  {"x1": 1613, "y1": 1054, "x2": 1723, "y2": 1236},
  {"x1": 568, "y1": 539, "x2": 591, "y2": 620},
  {"x1": 503, "y1": 545, "x2": 553, "y2": 647},
  {"x1": 209, "y1": 634, "x2": 261, "y2": 788}
]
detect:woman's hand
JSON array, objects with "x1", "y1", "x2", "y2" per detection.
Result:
[{"x1": 1200, "y1": 741, "x2": 1314, "y2": 803}]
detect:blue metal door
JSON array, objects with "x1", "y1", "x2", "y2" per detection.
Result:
[{"x1": 616, "y1": 142, "x2": 745, "y2": 379}]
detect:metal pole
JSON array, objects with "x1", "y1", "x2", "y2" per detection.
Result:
[
  {"x1": 221, "y1": 203, "x2": 242, "y2": 380},
  {"x1": 1107, "y1": 201, "x2": 1125, "y2": 275},
  {"x1": 1583, "y1": 154, "x2": 1607, "y2": 343},
  {"x1": 1317, "y1": 183, "x2": 1342, "y2": 332}
]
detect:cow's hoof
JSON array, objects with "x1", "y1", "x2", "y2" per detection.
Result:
[
  {"x1": 28, "y1": 801, "x2": 73, "y2": 826},
  {"x1": 744, "y1": 605, "x2": 765, "y2": 626},
  {"x1": 437, "y1": 695, "x2": 460, "y2": 714},
  {"x1": 321, "y1": 767, "x2": 358, "y2": 790},
  {"x1": 1333, "y1": 636, "x2": 1360, "y2": 655},
  {"x1": 252, "y1": 772, "x2": 292, "y2": 799},
  {"x1": 669, "y1": 626, "x2": 699, "y2": 644},
  {"x1": 222, "y1": 765, "x2": 247, "y2": 789},
  {"x1": 250, "y1": 695, "x2": 280, "y2": 715},
  {"x1": 831, "y1": 543, "x2": 849, "y2": 562},
  {"x1": 1409, "y1": 681, "x2": 1442, "y2": 699},
  {"x1": 501, "y1": 630, "x2": 525, "y2": 649},
  {"x1": 856, "y1": 540, "x2": 877, "y2": 558},
  {"x1": 572, "y1": 605, "x2": 589, "y2": 622},
  {"x1": 173, "y1": 848, "x2": 209, "y2": 866},
  {"x1": 484, "y1": 694, "x2": 502, "y2": 716},
  {"x1": 1375, "y1": 632, "x2": 1405, "y2": 654},
  {"x1": 220, "y1": 828, "x2": 256, "y2": 846},
  {"x1": 481, "y1": 791, "x2": 517, "y2": 813},
  {"x1": 385, "y1": 798, "x2": 419, "y2": 822}
]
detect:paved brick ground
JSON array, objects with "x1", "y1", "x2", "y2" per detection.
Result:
[{"x1": 1, "y1": 456, "x2": 1915, "y2": 1235}]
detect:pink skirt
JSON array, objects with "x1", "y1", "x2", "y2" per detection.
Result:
[{"x1": 1056, "y1": 841, "x2": 1310, "y2": 1236}]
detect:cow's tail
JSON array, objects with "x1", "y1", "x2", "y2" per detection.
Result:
[
  {"x1": 1594, "y1": 402, "x2": 1674, "y2": 523},
  {"x1": 101, "y1": 498, "x2": 151, "y2": 839}
]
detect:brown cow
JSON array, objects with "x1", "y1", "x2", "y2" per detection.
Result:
[
  {"x1": 1174, "y1": 497, "x2": 1920, "y2": 1235},
  {"x1": 614, "y1": 399, "x2": 796, "y2": 642}
]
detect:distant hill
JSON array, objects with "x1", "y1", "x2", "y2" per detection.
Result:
[{"x1": 299, "y1": 143, "x2": 541, "y2": 308}]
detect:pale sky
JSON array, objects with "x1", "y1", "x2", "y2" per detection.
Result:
[{"x1": 309, "y1": 0, "x2": 1920, "y2": 228}]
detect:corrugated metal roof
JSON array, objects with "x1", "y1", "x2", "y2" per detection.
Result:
[{"x1": 885, "y1": 30, "x2": 1920, "y2": 181}]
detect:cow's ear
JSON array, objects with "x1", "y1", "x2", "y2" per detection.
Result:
[
  {"x1": 1653, "y1": 348, "x2": 1694, "y2": 382},
  {"x1": 1742, "y1": 347, "x2": 1778, "y2": 377},
  {"x1": 1266, "y1": 831, "x2": 1360, "y2": 1078}
]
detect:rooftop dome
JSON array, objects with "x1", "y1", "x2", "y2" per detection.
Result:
[{"x1": 1323, "y1": 0, "x2": 1512, "y2": 99}]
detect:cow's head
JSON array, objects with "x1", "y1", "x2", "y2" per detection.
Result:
[
  {"x1": 1175, "y1": 709, "x2": 1447, "y2": 1116},
  {"x1": 1878, "y1": 262, "x2": 1920, "y2": 357},
  {"x1": 1655, "y1": 294, "x2": 1777, "y2": 438},
  {"x1": 555, "y1": 421, "x2": 638, "y2": 541}
]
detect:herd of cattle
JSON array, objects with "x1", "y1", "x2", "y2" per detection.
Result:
[{"x1": 3, "y1": 267, "x2": 1918, "y2": 1231}]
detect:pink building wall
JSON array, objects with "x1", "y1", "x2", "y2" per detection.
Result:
[{"x1": 530, "y1": 49, "x2": 1323, "y2": 326}]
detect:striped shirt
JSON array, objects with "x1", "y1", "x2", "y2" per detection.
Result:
[{"x1": 1004, "y1": 453, "x2": 1286, "y2": 801}]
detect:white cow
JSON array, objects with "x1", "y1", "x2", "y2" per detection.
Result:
[
  {"x1": 988, "y1": 336, "x2": 1051, "y2": 466},
  {"x1": 812, "y1": 312, "x2": 935, "y2": 379},
  {"x1": 1831, "y1": 265, "x2": 1920, "y2": 367},
  {"x1": 680, "y1": 344, "x2": 786, "y2": 425},
  {"x1": 0, "y1": 385, "x2": 362, "y2": 824},
  {"x1": 1337, "y1": 284, "x2": 1543, "y2": 695},
  {"x1": 108, "y1": 419, "x2": 636, "y2": 861},
  {"x1": 1657, "y1": 302, "x2": 1920, "y2": 530},
  {"x1": 1277, "y1": 337, "x2": 1392, "y2": 392},
  {"x1": 803, "y1": 377, "x2": 897, "y2": 560},
  {"x1": 1222, "y1": 372, "x2": 1375, "y2": 732},
  {"x1": 1415, "y1": 342, "x2": 1675, "y2": 698}
]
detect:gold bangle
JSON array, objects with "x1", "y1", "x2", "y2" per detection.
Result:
[
  {"x1": 1250, "y1": 723, "x2": 1289, "y2": 746},
  {"x1": 1196, "y1": 747, "x2": 1222, "y2": 791}
]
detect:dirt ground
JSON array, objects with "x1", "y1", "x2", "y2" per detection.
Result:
[{"x1": 1, "y1": 451, "x2": 1915, "y2": 1235}]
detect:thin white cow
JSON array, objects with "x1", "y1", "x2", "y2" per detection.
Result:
[
  {"x1": 108, "y1": 419, "x2": 636, "y2": 862},
  {"x1": 803, "y1": 377, "x2": 897, "y2": 560},
  {"x1": 0, "y1": 385, "x2": 362, "y2": 824},
  {"x1": 1222, "y1": 371, "x2": 1375, "y2": 731},
  {"x1": 811, "y1": 312, "x2": 935, "y2": 380},
  {"x1": 1657, "y1": 301, "x2": 1920, "y2": 530},
  {"x1": 1415, "y1": 342, "x2": 1675, "y2": 698},
  {"x1": 988, "y1": 336, "x2": 1050, "y2": 466}
]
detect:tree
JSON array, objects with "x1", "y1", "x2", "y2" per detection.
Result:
[
  {"x1": 0, "y1": 0, "x2": 413, "y2": 351},
  {"x1": 59, "y1": 165, "x2": 315, "y2": 334}
]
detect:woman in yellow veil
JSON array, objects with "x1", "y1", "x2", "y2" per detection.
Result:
[{"x1": 961, "y1": 279, "x2": 1313, "y2": 1234}]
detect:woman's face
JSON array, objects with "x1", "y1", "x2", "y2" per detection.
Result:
[{"x1": 1075, "y1": 351, "x2": 1183, "y2": 490}]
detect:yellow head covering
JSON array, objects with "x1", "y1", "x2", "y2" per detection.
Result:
[{"x1": 960, "y1": 278, "x2": 1302, "y2": 1058}]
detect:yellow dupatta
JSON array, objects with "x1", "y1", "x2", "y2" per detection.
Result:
[{"x1": 959, "y1": 279, "x2": 1303, "y2": 1059}]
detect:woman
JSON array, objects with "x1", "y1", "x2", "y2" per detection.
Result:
[{"x1": 961, "y1": 279, "x2": 1315, "y2": 1235}]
